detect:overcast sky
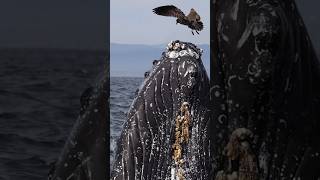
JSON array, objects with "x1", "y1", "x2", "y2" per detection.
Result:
[
  {"x1": 110, "y1": 0, "x2": 210, "y2": 45},
  {"x1": 0, "y1": 0, "x2": 107, "y2": 49},
  {"x1": 0, "y1": 0, "x2": 319, "y2": 50},
  {"x1": 110, "y1": 0, "x2": 320, "y2": 49}
]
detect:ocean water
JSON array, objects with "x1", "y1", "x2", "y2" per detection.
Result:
[
  {"x1": 110, "y1": 76, "x2": 143, "y2": 168},
  {"x1": 0, "y1": 49, "x2": 105, "y2": 180}
]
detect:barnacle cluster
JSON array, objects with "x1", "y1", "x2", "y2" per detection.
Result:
[
  {"x1": 167, "y1": 40, "x2": 186, "y2": 51},
  {"x1": 172, "y1": 102, "x2": 191, "y2": 180},
  {"x1": 165, "y1": 40, "x2": 203, "y2": 60},
  {"x1": 215, "y1": 128, "x2": 258, "y2": 180}
]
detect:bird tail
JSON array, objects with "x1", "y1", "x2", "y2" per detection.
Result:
[{"x1": 194, "y1": 21, "x2": 204, "y2": 31}]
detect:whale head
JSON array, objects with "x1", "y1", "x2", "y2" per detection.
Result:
[
  {"x1": 142, "y1": 40, "x2": 209, "y2": 107},
  {"x1": 112, "y1": 40, "x2": 212, "y2": 180}
]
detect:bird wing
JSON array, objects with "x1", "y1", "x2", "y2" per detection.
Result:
[
  {"x1": 189, "y1": 21, "x2": 204, "y2": 31},
  {"x1": 153, "y1": 5, "x2": 185, "y2": 19},
  {"x1": 187, "y1": 8, "x2": 201, "y2": 21}
]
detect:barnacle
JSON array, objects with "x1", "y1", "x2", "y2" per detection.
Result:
[
  {"x1": 177, "y1": 169, "x2": 185, "y2": 180},
  {"x1": 215, "y1": 128, "x2": 258, "y2": 180},
  {"x1": 172, "y1": 102, "x2": 191, "y2": 179},
  {"x1": 173, "y1": 42, "x2": 180, "y2": 50},
  {"x1": 172, "y1": 143, "x2": 182, "y2": 162},
  {"x1": 165, "y1": 40, "x2": 202, "y2": 60},
  {"x1": 182, "y1": 120, "x2": 189, "y2": 142}
]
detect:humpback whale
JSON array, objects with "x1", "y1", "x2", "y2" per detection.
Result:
[
  {"x1": 111, "y1": 41, "x2": 213, "y2": 179},
  {"x1": 210, "y1": 0, "x2": 320, "y2": 179},
  {"x1": 48, "y1": 69, "x2": 108, "y2": 180}
]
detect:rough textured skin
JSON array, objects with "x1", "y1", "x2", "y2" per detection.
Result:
[
  {"x1": 215, "y1": 128, "x2": 259, "y2": 180},
  {"x1": 210, "y1": 0, "x2": 320, "y2": 179},
  {"x1": 111, "y1": 41, "x2": 212, "y2": 180},
  {"x1": 48, "y1": 68, "x2": 108, "y2": 180}
]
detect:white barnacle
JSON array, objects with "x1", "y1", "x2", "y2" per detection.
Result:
[
  {"x1": 168, "y1": 51, "x2": 179, "y2": 59},
  {"x1": 171, "y1": 168, "x2": 176, "y2": 180},
  {"x1": 184, "y1": 66, "x2": 196, "y2": 77},
  {"x1": 182, "y1": 102, "x2": 189, "y2": 107},
  {"x1": 194, "y1": 52, "x2": 199, "y2": 59},
  {"x1": 173, "y1": 43, "x2": 180, "y2": 50},
  {"x1": 218, "y1": 114, "x2": 227, "y2": 124},
  {"x1": 187, "y1": 48, "x2": 194, "y2": 56},
  {"x1": 179, "y1": 50, "x2": 188, "y2": 57}
]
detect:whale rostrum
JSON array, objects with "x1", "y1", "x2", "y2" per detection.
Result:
[{"x1": 111, "y1": 40, "x2": 212, "y2": 180}]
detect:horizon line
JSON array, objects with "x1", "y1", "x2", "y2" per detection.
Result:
[{"x1": 110, "y1": 42, "x2": 210, "y2": 46}]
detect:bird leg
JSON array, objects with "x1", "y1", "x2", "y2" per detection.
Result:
[
  {"x1": 196, "y1": 31, "x2": 199, "y2": 35},
  {"x1": 191, "y1": 30, "x2": 194, "y2": 35}
]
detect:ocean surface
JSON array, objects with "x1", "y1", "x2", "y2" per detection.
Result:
[
  {"x1": 110, "y1": 76, "x2": 144, "y2": 168},
  {"x1": 0, "y1": 49, "x2": 105, "y2": 180}
]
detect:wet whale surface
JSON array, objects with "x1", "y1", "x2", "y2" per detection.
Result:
[
  {"x1": 111, "y1": 41, "x2": 213, "y2": 179},
  {"x1": 48, "y1": 69, "x2": 108, "y2": 180},
  {"x1": 210, "y1": 0, "x2": 320, "y2": 179}
]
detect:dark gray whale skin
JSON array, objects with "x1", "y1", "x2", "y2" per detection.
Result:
[
  {"x1": 111, "y1": 41, "x2": 213, "y2": 179},
  {"x1": 210, "y1": 0, "x2": 320, "y2": 179},
  {"x1": 48, "y1": 69, "x2": 108, "y2": 180}
]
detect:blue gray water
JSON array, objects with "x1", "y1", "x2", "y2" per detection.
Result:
[
  {"x1": 0, "y1": 49, "x2": 105, "y2": 180},
  {"x1": 110, "y1": 76, "x2": 143, "y2": 168}
]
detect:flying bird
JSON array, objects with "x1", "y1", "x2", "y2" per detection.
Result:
[{"x1": 153, "y1": 5, "x2": 203, "y2": 35}]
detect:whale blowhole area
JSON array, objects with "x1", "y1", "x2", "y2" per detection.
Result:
[{"x1": 165, "y1": 40, "x2": 203, "y2": 60}]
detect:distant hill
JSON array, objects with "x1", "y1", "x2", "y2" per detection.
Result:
[{"x1": 110, "y1": 43, "x2": 210, "y2": 77}]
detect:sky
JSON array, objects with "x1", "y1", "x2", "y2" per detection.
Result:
[
  {"x1": 109, "y1": 0, "x2": 320, "y2": 77},
  {"x1": 295, "y1": 0, "x2": 320, "y2": 51},
  {"x1": 110, "y1": 0, "x2": 210, "y2": 45},
  {"x1": 110, "y1": 0, "x2": 320, "y2": 49},
  {"x1": 0, "y1": 0, "x2": 318, "y2": 50},
  {"x1": 0, "y1": 0, "x2": 107, "y2": 49}
]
